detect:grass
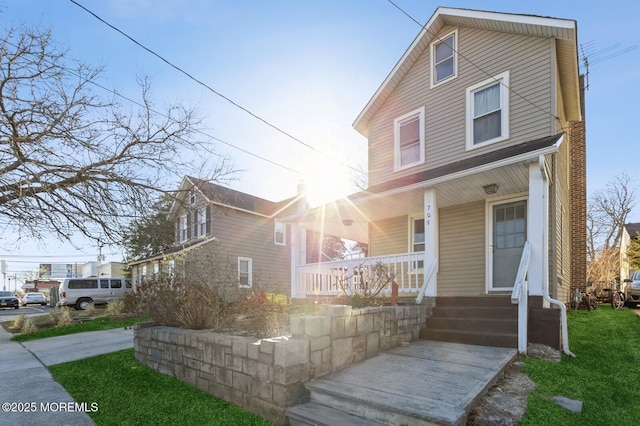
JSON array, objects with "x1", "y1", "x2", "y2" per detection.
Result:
[
  {"x1": 521, "y1": 305, "x2": 640, "y2": 425},
  {"x1": 9, "y1": 315, "x2": 148, "y2": 342},
  {"x1": 49, "y1": 349, "x2": 273, "y2": 426}
]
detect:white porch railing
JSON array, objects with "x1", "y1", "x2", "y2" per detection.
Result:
[
  {"x1": 511, "y1": 241, "x2": 531, "y2": 355},
  {"x1": 295, "y1": 252, "x2": 426, "y2": 297}
]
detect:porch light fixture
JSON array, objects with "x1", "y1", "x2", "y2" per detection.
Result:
[
  {"x1": 342, "y1": 219, "x2": 354, "y2": 226},
  {"x1": 483, "y1": 183, "x2": 499, "y2": 195}
]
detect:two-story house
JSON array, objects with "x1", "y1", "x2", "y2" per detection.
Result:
[
  {"x1": 129, "y1": 176, "x2": 308, "y2": 296},
  {"x1": 285, "y1": 7, "x2": 585, "y2": 353}
]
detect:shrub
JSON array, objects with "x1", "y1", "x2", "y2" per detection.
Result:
[
  {"x1": 21, "y1": 318, "x2": 38, "y2": 334},
  {"x1": 105, "y1": 299, "x2": 124, "y2": 316},
  {"x1": 56, "y1": 307, "x2": 74, "y2": 326},
  {"x1": 9, "y1": 314, "x2": 26, "y2": 332}
]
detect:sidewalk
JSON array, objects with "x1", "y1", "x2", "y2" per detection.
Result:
[{"x1": 0, "y1": 326, "x2": 134, "y2": 426}]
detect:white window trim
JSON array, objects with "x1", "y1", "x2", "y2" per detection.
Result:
[
  {"x1": 238, "y1": 257, "x2": 252, "y2": 288},
  {"x1": 179, "y1": 214, "x2": 188, "y2": 242},
  {"x1": 465, "y1": 70, "x2": 510, "y2": 151},
  {"x1": 430, "y1": 29, "x2": 458, "y2": 88},
  {"x1": 274, "y1": 220, "x2": 286, "y2": 246},
  {"x1": 408, "y1": 214, "x2": 425, "y2": 272},
  {"x1": 394, "y1": 107, "x2": 425, "y2": 172},
  {"x1": 196, "y1": 208, "x2": 207, "y2": 238}
]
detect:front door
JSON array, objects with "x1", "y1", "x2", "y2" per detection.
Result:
[{"x1": 491, "y1": 200, "x2": 526, "y2": 291}]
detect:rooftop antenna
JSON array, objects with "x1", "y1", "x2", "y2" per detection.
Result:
[{"x1": 579, "y1": 40, "x2": 638, "y2": 91}]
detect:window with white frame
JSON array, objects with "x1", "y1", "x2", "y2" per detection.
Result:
[
  {"x1": 466, "y1": 71, "x2": 510, "y2": 149},
  {"x1": 153, "y1": 261, "x2": 159, "y2": 279},
  {"x1": 411, "y1": 216, "x2": 425, "y2": 269},
  {"x1": 179, "y1": 215, "x2": 188, "y2": 242},
  {"x1": 394, "y1": 107, "x2": 425, "y2": 171},
  {"x1": 196, "y1": 208, "x2": 207, "y2": 237},
  {"x1": 168, "y1": 259, "x2": 175, "y2": 278},
  {"x1": 274, "y1": 220, "x2": 286, "y2": 246},
  {"x1": 431, "y1": 30, "x2": 457, "y2": 87},
  {"x1": 238, "y1": 257, "x2": 252, "y2": 288}
]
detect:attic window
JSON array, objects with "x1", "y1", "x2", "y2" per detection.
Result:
[
  {"x1": 431, "y1": 30, "x2": 457, "y2": 87},
  {"x1": 189, "y1": 191, "x2": 196, "y2": 205}
]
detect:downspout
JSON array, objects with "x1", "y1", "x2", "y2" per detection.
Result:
[{"x1": 539, "y1": 155, "x2": 576, "y2": 358}]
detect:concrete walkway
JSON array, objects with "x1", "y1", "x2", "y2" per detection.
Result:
[
  {"x1": 0, "y1": 326, "x2": 134, "y2": 426},
  {"x1": 288, "y1": 340, "x2": 517, "y2": 425}
]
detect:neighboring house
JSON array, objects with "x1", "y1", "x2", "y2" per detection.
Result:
[
  {"x1": 285, "y1": 7, "x2": 585, "y2": 352},
  {"x1": 620, "y1": 223, "x2": 640, "y2": 281},
  {"x1": 129, "y1": 176, "x2": 311, "y2": 296},
  {"x1": 97, "y1": 262, "x2": 127, "y2": 278}
]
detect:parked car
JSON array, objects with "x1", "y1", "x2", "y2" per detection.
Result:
[
  {"x1": 0, "y1": 291, "x2": 19, "y2": 309},
  {"x1": 57, "y1": 277, "x2": 132, "y2": 310},
  {"x1": 623, "y1": 271, "x2": 640, "y2": 308},
  {"x1": 21, "y1": 292, "x2": 48, "y2": 306}
]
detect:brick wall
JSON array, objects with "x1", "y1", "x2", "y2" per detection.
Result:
[
  {"x1": 134, "y1": 304, "x2": 427, "y2": 425},
  {"x1": 570, "y1": 75, "x2": 587, "y2": 292}
]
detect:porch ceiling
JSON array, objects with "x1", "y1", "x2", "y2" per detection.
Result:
[{"x1": 292, "y1": 161, "x2": 531, "y2": 243}]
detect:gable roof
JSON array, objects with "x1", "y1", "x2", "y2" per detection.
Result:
[
  {"x1": 169, "y1": 176, "x2": 301, "y2": 218},
  {"x1": 353, "y1": 7, "x2": 580, "y2": 137},
  {"x1": 624, "y1": 223, "x2": 640, "y2": 239}
]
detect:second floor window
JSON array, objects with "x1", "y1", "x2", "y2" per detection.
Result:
[
  {"x1": 196, "y1": 208, "x2": 207, "y2": 237},
  {"x1": 179, "y1": 215, "x2": 188, "y2": 242},
  {"x1": 394, "y1": 107, "x2": 425, "y2": 171},
  {"x1": 466, "y1": 71, "x2": 510, "y2": 149}
]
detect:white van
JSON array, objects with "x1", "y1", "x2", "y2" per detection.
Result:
[{"x1": 57, "y1": 277, "x2": 132, "y2": 310}]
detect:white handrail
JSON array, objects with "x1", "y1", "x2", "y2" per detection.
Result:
[
  {"x1": 511, "y1": 241, "x2": 531, "y2": 355},
  {"x1": 511, "y1": 241, "x2": 532, "y2": 303},
  {"x1": 415, "y1": 258, "x2": 438, "y2": 304}
]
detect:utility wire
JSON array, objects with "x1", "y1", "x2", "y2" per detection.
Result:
[
  {"x1": 386, "y1": 0, "x2": 564, "y2": 127},
  {"x1": 69, "y1": 0, "x2": 360, "y2": 175}
]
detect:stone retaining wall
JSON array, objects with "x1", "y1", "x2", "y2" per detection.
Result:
[{"x1": 134, "y1": 304, "x2": 428, "y2": 425}]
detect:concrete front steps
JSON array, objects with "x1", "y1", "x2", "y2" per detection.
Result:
[{"x1": 419, "y1": 296, "x2": 518, "y2": 348}]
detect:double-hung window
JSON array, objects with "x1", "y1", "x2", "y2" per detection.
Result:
[
  {"x1": 431, "y1": 30, "x2": 457, "y2": 87},
  {"x1": 394, "y1": 107, "x2": 425, "y2": 171},
  {"x1": 411, "y1": 216, "x2": 425, "y2": 269},
  {"x1": 196, "y1": 208, "x2": 207, "y2": 237},
  {"x1": 274, "y1": 220, "x2": 286, "y2": 246},
  {"x1": 179, "y1": 215, "x2": 188, "y2": 242},
  {"x1": 466, "y1": 71, "x2": 510, "y2": 149},
  {"x1": 238, "y1": 257, "x2": 252, "y2": 288}
]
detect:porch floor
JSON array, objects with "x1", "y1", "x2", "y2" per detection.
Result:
[{"x1": 287, "y1": 340, "x2": 517, "y2": 425}]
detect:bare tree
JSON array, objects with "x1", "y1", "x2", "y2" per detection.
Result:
[
  {"x1": 587, "y1": 173, "x2": 636, "y2": 283},
  {"x1": 0, "y1": 25, "x2": 232, "y2": 246},
  {"x1": 587, "y1": 174, "x2": 636, "y2": 256}
]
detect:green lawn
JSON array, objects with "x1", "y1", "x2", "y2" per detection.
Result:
[
  {"x1": 521, "y1": 305, "x2": 640, "y2": 425},
  {"x1": 44, "y1": 304, "x2": 640, "y2": 425},
  {"x1": 9, "y1": 315, "x2": 148, "y2": 342},
  {"x1": 49, "y1": 349, "x2": 272, "y2": 426}
]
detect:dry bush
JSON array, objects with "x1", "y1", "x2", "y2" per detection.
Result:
[
  {"x1": 21, "y1": 318, "x2": 38, "y2": 334},
  {"x1": 104, "y1": 299, "x2": 124, "y2": 316},
  {"x1": 9, "y1": 314, "x2": 26, "y2": 332},
  {"x1": 82, "y1": 303, "x2": 97, "y2": 317},
  {"x1": 57, "y1": 307, "x2": 74, "y2": 326}
]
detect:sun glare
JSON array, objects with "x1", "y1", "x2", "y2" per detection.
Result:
[{"x1": 302, "y1": 166, "x2": 354, "y2": 207}]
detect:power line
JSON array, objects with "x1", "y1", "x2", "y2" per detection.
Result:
[
  {"x1": 386, "y1": 0, "x2": 564, "y2": 127},
  {"x1": 69, "y1": 0, "x2": 360, "y2": 175}
]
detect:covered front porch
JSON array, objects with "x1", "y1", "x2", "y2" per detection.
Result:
[{"x1": 288, "y1": 158, "x2": 551, "y2": 303}]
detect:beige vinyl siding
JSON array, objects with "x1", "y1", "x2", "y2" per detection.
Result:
[
  {"x1": 438, "y1": 201, "x2": 486, "y2": 296},
  {"x1": 210, "y1": 208, "x2": 291, "y2": 295},
  {"x1": 368, "y1": 25, "x2": 555, "y2": 187},
  {"x1": 369, "y1": 216, "x2": 408, "y2": 257}
]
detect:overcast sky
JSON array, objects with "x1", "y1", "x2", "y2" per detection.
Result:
[{"x1": 1, "y1": 0, "x2": 638, "y2": 283}]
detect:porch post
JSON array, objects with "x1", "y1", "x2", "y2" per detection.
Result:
[
  {"x1": 424, "y1": 188, "x2": 437, "y2": 297},
  {"x1": 528, "y1": 162, "x2": 548, "y2": 304}
]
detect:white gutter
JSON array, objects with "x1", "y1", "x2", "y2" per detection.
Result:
[{"x1": 539, "y1": 155, "x2": 576, "y2": 358}]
